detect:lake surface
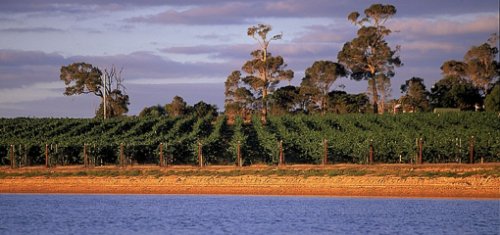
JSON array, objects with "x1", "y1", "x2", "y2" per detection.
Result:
[{"x1": 0, "y1": 194, "x2": 498, "y2": 234}]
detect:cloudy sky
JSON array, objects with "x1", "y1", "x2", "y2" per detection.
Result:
[{"x1": 0, "y1": 0, "x2": 498, "y2": 117}]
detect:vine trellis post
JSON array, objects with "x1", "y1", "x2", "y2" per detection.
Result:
[
  {"x1": 369, "y1": 140, "x2": 374, "y2": 164},
  {"x1": 159, "y1": 142, "x2": 164, "y2": 167},
  {"x1": 323, "y1": 139, "x2": 328, "y2": 165},
  {"x1": 45, "y1": 144, "x2": 49, "y2": 168},
  {"x1": 278, "y1": 140, "x2": 284, "y2": 166},
  {"x1": 237, "y1": 141, "x2": 242, "y2": 167},
  {"x1": 469, "y1": 136, "x2": 475, "y2": 164},
  {"x1": 10, "y1": 145, "x2": 14, "y2": 169}
]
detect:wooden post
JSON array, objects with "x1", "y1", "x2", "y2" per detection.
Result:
[
  {"x1": 10, "y1": 145, "x2": 14, "y2": 169},
  {"x1": 419, "y1": 138, "x2": 423, "y2": 164},
  {"x1": 120, "y1": 143, "x2": 124, "y2": 167},
  {"x1": 121, "y1": 143, "x2": 125, "y2": 167},
  {"x1": 469, "y1": 136, "x2": 474, "y2": 164},
  {"x1": 369, "y1": 140, "x2": 373, "y2": 164},
  {"x1": 414, "y1": 138, "x2": 418, "y2": 164},
  {"x1": 159, "y1": 143, "x2": 164, "y2": 167},
  {"x1": 323, "y1": 139, "x2": 328, "y2": 165},
  {"x1": 22, "y1": 144, "x2": 27, "y2": 167},
  {"x1": 84, "y1": 144, "x2": 88, "y2": 168},
  {"x1": 93, "y1": 144, "x2": 96, "y2": 167},
  {"x1": 237, "y1": 141, "x2": 242, "y2": 167},
  {"x1": 279, "y1": 140, "x2": 284, "y2": 166},
  {"x1": 56, "y1": 144, "x2": 62, "y2": 166},
  {"x1": 198, "y1": 142, "x2": 203, "y2": 168},
  {"x1": 165, "y1": 143, "x2": 169, "y2": 167},
  {"x1": 45, "y1": 144, "x2": 49, "y2": 168}
]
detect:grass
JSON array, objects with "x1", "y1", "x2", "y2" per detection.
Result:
[
  {"x1": 0, "y1": 169, "x2": 372, "y2": 178},
  {"x1": 0, "y1": 166, "x2": 498, "y2": 178}
]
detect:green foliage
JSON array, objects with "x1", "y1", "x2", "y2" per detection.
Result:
[
  {"x1": 301, "y1": 61, "x2": 347, "y2": 113},
  {"x1": 224, "y1": 70, "x2": 254, "y2": 123},
  {"x1": 139, "y1": 105, "x2": 166, "y2": 118},
  {"x1": 430, "y1": 76, "x2": 482, "y2": 110},
  {"x1": 202, "y1": 116, "x2": 232, "y2": 164},
  {"x1": 328, "y1": 90, "x2": 370, "y2": 114},
  {"x1": 338, "y1": 3, "x2": 401, "y2": 114},
  {"x1": 61, "y1": 63, "x2": 129, "y2": 118},
  {"x1": 94, "y1": 90, "x2": 130, "y2": 118},
  {"x1": 440, "y1": 35, "x2": 499, "y2": 94},
  {"x1": 60, "y1": 62, "x2": 102, "y2": 96},
  {"x1": 242, "y1": 24, "x2": 294, "y2": 124},
  {"x1": 400, "y1": 77, "x2": 430, "y2": 112},
  {"x1": 193, "y1": 101, "x2": 218, "y2": 118},
  {"x1": 484, "y1": 83, "x2": 500, "y2": 112},
  {"x1": 0, "y1": 113, "x2": 499, "y2": 166},
  {"x1": 269, "y1": 85, "x2": 301, "y2": 114},
  {"x1": 165, "y1": 96, "x2": 188, "y2": 117},
  {"x1": 463, "y1": 35, "x2": 499, "y2": 92},
  {"x1": 228, "y1": 117, "x2": 248, "y2": 165},
  {"x1": 249, "y1": 115, "x2": 279, "y2": 164}
]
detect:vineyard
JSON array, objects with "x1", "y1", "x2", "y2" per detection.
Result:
[{"x1": 0, "y1": 112, "x2": 499, "y2": 167}]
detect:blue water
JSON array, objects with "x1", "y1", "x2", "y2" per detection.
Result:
[{"x1": 0, "y1": 195, "x2": 498, "y2": 235}]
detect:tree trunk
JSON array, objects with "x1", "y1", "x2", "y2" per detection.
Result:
[
  {"x1": 260, "y1": 46, "x2": 268, "y2": 125},
  {"x1": 377, "y1": 75, "x2": 390, "y2": 114},
  {"x1": 378, "y1": 99, "x2": 385, "y2": 114},
  {"x1": 370, "y1": 77, "x2": 379, "y2": 114},
  {"x1": 321, "y1": 95, "x2": 327, "y2": 116},
  {"x1": 261, "y1": 88, "x2": 268, "y2": 125}
]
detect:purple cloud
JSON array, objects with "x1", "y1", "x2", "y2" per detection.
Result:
[
  {"x1": 292, "y1": 24, "x2": 355, "y2": 44},
  {"x1": 0, "y1": 49, "x2": 238, "y2": 88},
  {"x1": 161, "y1": 44, "x2": 249, "y2": 60},
  {"x1": 0, "y1": 27, "x2": 65, "y2": 33},
  {"x1": 161, "y1": 42, "x2": 339, "y2": 71},
  {"x1": 126, "y1": 0, "x2": 499, "y2": 25},
  {"x1": 1, "y1": 0, "x2": 499, "y2": 117},
  {"x1": 128, "y1": 2, "x2": 254, "y2": 25},
  {"x1": 69, "y1": 51, "x2": 237, "y2": 81},
  {"x1": 1, "y1": 0, "x2": 498, "y2": 18},
  {"x1": 0, "y1": 49, "x2": 66, "y2": 66},
  {"x1": 127, "y1": 1, "x2": 351, "y2": 25},
  {"x1": 0, "y1": 49, "x2": 233, "y2": 116},
  {"x1": 390, "y1": 15, "x2": 499, "y2": 37}
]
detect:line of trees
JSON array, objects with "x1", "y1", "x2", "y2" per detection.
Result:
[
  {"x1": 224, "y1": 4, "x2": 499, "y2": 124},
  {"x1": 58, "y1": 4, "x2": 499, "y2": 121},
  {"x1": 139, "y1": 96, "x2": 217, "y2": 118}
]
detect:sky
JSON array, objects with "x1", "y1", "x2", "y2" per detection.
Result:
[{"x1": 0, "y1": 0, "x2": 498, "y2": 117}]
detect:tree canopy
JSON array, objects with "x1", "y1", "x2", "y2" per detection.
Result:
[
  {"x1": 301, "y1": 61, "x2": 347, "y2": 114},
  {"x1": 60, "y1": 63, "x2": 129, "y2": 118},
  {"x1": 338, "y1": 4, "x2": 401, "y2": 114},
  {"x1": 224, "y1": 70, "x2": 254, "y2": 124},
  {"x1": 430, "y1": 75, "x2": 482, "y2": 110},
  {"x1": 244, "y1": 24, "x2": 293, "y2": 124},
  {"x1": 400, "y1": 77, "x2": 430, "y2": 112},
  {"x1": 463, "y1": 35, "x2": 499, "y2": 93},
  {"x1": 440, "y1": 35, "x2": 499, "y2": 95},
  {"x1": 269, "y1": 85, "x2": 301, "y2": 115},
  {"x1": 484, "y1": 83, "x2": 500, "y2": 112},
  {"x1": 193, "y1": 101, "x2": 218, "y2": 117},
  {"x1": 165, "y1": 96, "x2": 188, "y2": 117},
  {"x1": 328, "y1": 90, "x2": 369, "y2": 114},
  {"x1": 60, "y1": 62, "x2": 103, "y2": 96},
  {"x1": 139, "y1": 105, "x2": 166, "y2": 118}
]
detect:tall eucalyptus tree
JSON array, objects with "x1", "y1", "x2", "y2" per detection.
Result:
[{"x1": 338, "y1": 4, "x2": 402, "y2": 113}]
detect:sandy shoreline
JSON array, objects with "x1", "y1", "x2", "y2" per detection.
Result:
[
  {"x1": 1, "y1": 174, "x2": 498, "y2": 199},
  {"x1": 1, "y1": 164, "x2": 499, "y2": 198}
]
